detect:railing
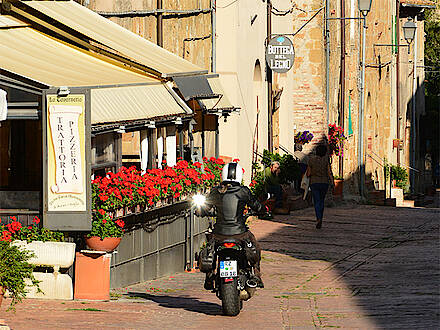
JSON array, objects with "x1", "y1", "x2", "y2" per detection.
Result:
[
  {"x1": 109, "y1": 200, "x2": 210, "y2": 288},
  {"x1": 367, "y1": 150, "x2": 423, "y2": 201}
]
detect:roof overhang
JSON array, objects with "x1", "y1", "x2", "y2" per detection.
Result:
[
  {"x1": 400, "y1": 0, "x2": 436, "y2": 9},
  {"x1": 197, "y1": 75, "x2": 240, "y2": 114},
  {"x1": 5, "y1": 0, "x2": 207, "y2": 78}
]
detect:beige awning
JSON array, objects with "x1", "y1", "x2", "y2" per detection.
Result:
[
  {"x1": 199, "y1": 77, "x2": 238, "y2": 111},
  {"x1": 0, "y1": 14, "x2": 29, "y2": 28},
  {"x1": 0, "y1": 27, "x2": 157, "y2": 87},
  {"x1": 0, "y1": 24, "x2": 191, "y2": 124},
  {"x1": 19, "y1": 0, "x2": 205, "y2": 77},
  {"x1": 91, "y1": 84, "x2": 191, "y2": 125}
]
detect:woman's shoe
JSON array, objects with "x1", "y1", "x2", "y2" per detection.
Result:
[{"x1": 316, "y1": 219, "x2": 322, "y2": 229}]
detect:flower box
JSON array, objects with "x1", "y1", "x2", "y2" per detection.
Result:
[
  {"x1": 12, "y1": 240, "x2": 76, "y2": 269},
  {"x1": 24, "y1": 272, "x2": 73, "y2": 300}
]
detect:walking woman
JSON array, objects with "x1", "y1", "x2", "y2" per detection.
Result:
[{"x1": 306, "y1": 144, "x2": 334, "y2": 229}]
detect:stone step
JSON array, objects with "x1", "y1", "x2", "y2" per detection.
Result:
[
  {"x1": 401, "y1": 200, "x2": 415, "y2": 207},
  {"x1": 367, "y1": 190, "x2": 386, "y2": 205},
  {"x1": 385, "y1": 198, "x2": 397, "y2": 207}
]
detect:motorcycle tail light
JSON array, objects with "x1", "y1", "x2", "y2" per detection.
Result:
[{"x1": 223, "y1": 242, "x2": 236, "y2": 248}]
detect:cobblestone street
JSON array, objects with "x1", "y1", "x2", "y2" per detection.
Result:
[{"x1": 2, "y1": 204, "x2": 439, "y2": 329}]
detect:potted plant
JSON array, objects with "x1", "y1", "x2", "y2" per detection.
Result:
[
  {"x1": 328, "y1": 124, "x2": 347, "y2": 157},
  {"x1": 91, "y1": 158, "x2": 224, "y2": 218},
  {"x1": 1, "y1": 216, "x2": 75, "y2": 269},
  {"x1": 333, "y1": 175, "x2": 344, "y2": 196},
  {"x1": 85, "y1": 210, "x2": 125, "y2": 252},
  {"x1": 294, "y1": 130, "x2": 314, "y2": 151},
  {"x1": 0, "y1": 240, "x2": 40, "y2": 311}
]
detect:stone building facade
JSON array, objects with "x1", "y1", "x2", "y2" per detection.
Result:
[
  {"x1": 81, "y1": 0, "x2": 212, "y2": 69},
  {"x1": 325, "y1": 0, "x2": 432, "y2": 195},
  {"x1": 292, "y1": 0, "x2": 433, "y2": 196},
  {"x1": 77, "y1": 0, "x2": 433, "y2": 193}
]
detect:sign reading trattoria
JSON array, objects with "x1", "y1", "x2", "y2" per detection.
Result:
[
  {"x1": 46, "y1": 94, "x2": 86, "y2": 212},
  {"x1": 266, "y1": 35, "x2": 295, "y2": 73}
]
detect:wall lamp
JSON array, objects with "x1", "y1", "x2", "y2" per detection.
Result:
[
  {"x1": 173, "y1": 117, "x2": 183, "y2": 126},
  {"x1": 374, "y1": 18, "x2": 417, "y2": 54},
  {"x1": 358, "y1": 0, "x2": 372, "y2": 17},
  {"x1": 145, "y1": 121, "x2": 156, "y2": 129},
  {"x1": 57, "y1": 86, "x2": 70, "y2": 97},
  {"x1": 116, "y1": 126, "x2": 126, "y2": 134}
]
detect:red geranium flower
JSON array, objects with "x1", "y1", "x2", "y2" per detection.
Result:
[{"x1": 1, "y1": 230, "x2": 12, "y2": 242}]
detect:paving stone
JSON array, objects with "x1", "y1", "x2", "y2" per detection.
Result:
[{"x1": 1, "y1": 204, "x2": 439, "y2": 329}]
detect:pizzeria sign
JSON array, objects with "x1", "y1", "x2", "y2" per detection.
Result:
[{"x1": 266, "y1": 35, "x2": 295, "y2": 73}]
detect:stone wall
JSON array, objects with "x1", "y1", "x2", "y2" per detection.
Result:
[
  {"x1": 291, "y1": 0, "x2": 326, "y2": 156},
  {"x1": 82, "y1": 0, "x2": 212, "y2": 70}
]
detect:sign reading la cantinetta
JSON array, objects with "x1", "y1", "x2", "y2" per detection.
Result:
[
  {"x1": 266, "y1": 35, "x2": 295, "y2": 73},
  {"x1": 47, "y1": 95, "x2": 86, "y2": 212}
]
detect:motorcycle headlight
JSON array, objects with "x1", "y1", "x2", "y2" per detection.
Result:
[{"x1": 193, "y1": 194, "x2": 206, "y2": 207}]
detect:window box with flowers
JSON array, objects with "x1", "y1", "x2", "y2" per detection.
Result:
[
  {"x1": 91, "y1": 157, "x2": 224, "y2": 218},
  {"x1": 1, "y1": 216, "x2": 75, "y2": 300},
  {"x1": 294, "y1": 130, "x2": 314, "y2": 151},
  {"x1": 328, "y1": 124, "x2": 347, "y2": 157},
  {"x1": 1, "y1": 216, "x2": 74, "y2": 269},
  {"x1": 87, "y1": 157, "x2": 224, "y2": 251}
]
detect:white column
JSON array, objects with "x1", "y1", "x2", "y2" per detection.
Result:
[
  {"x1": 166, "y1": 126, "x2": 177, "y2": 167},
  {"x1": 157, "y1": 130, "x2": 164, "y2": 169},
  {"x1": 140, "y1": 130, "x2": 149, "y2": 174}
]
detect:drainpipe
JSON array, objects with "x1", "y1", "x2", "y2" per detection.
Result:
[
  {"x1": 339, "y1": 0, "x2": 346, "y2": 178},
  {"x1": 325, "y1": 0, "x2": 330, "y2": 127},
  {"x1": 266, "y1": 0, "x2": 273, "y2": 152},
  {"x1": 212, "y1": 0, "x2": 219, "y2": 158},
  {"x1": 396, "y1": 0, "x2": 401, "y2": 165},
  {"x1": 411, "y1": 15, "x2": 418, "y2": 192},
  {"x1": 157, "y1": 0, "x2": 163, "y2": 46},
  {"x1": 358, "y1": 15, "x2": 367, "y2": 198}
]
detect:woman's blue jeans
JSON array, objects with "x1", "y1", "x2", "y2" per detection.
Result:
[{"x1": 310, "y1": 183, "x2": 329, "y2": 220}]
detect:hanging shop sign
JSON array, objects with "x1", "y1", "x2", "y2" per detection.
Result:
[
  {"x1": 266, "y1": 35, "x2": 295, "y2": 73},
  {"x1": 46, "y1": 94, "x2": 87, "y2": 212}
]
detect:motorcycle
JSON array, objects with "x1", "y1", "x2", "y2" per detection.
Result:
[{"x1": 193, "y1": 193, "x2": 269, "y2": 316}]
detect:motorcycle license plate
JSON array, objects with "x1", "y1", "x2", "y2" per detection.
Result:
[{"x1": 220, "y1": 260, "x2": 237, "y2": 277}]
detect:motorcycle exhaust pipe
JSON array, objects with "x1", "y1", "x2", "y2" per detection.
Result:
[
  {"x1": 246, "y1": 279, "x2": 257, "y2": 288},
  {"x1": 245, "y1": 279, "x2": 257, "y2": 298}
]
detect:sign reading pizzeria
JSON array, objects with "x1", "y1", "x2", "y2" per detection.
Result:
[
  {"x1": 46, "y1": 94, "x2": 86, "y2": 212},
  {"x1": 266, "y1": 35, "x2": 295, "y2": 73}
]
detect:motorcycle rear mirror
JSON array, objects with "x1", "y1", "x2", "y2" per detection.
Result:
[{"x1": 265, "y1": 193, "x2": 272, "y2": 201}]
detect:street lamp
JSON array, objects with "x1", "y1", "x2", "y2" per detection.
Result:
[
  {"x1": 358, "y1": 0, "x2": 372, "y2": 199},
  {"x1": 358, "y1": 0, "x2": 372, "y2": 16},
  {"x1": 403, "y1": 18, "x2": 417, "y2": 44},
  {"x1": 406, "y1": 17, "x2": 418, "y2": 192}
]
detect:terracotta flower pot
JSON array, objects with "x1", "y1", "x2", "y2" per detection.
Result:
[
  {"x1": 333, "y1": 179, "x2": 344, "y2": 196},
  {"x1": 85, "y1": 236, "x2": 122, "y2": 252}
]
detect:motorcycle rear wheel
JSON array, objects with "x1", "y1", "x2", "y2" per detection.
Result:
[{"x1": 220, "y1": 278, "x2": 240, "y2": 316}]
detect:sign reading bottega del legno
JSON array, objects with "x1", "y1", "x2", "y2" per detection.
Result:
[{"x1": 266, "y1": 35, "x2": 295, "y2": 73}]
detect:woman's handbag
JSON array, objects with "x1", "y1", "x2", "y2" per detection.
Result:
[{"x1": 300, "y1": 175, "x2": 310, "y2": 200}]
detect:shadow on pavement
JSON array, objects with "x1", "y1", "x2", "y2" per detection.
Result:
[
  {"x1": 126, "y1": 291, "x2": 221, "y2": 316},
  {"x1": 256, "y1": 204, "x2": 440, "y2": 328}
]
